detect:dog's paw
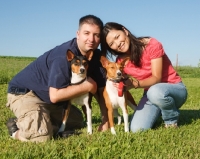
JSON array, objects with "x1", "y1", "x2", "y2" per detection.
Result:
[
  {"x1": 87, "y1": 130, "x2": 92, "y2": 135},
  {"x1": 111, "y1": 127, "x2": 116, "y2": 135},
  {"x1": 87, "y1": 126, "x2": 92, "y2": 135},
  {"x1": 125, "y1": 127, "x2": 129, "y2": 133}
]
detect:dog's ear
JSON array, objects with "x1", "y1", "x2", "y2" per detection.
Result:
[
  {"x1": 66, "y1": 50, "x2": 75, "y2": 61},
  {"x1": 86, "y1": 50, "x2": 93, "y2": 61},
  {"x1": 100, "y1": 56, "x2": 110, "y2": 68},
  {"x1": 120, "y1": 57, "x2": 130, "y2": 67}
]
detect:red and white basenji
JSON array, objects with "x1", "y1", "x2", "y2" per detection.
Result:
[
  {"x1": 58, "y1": 49, "x2": 93, "y2": 134},
  {"x1": 100, "y1": 56, "x2": 137, "y2": 135}
]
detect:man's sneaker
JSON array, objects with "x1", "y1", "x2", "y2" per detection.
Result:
[
  {"x1": 6, "y1": 118, "x2": 19, "y2": 136},
  {"x1": 165, "y1": 123, "x2": 178, "y2": 128}
]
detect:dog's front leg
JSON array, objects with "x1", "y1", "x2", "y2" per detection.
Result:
[
  {"x1": 85, "y1": 104, "x2": 92, "y2": 134},
  {"x1": 103, "y1": 90, "x2": 116, "y2": 135},
  {"x1": 122, "y1": 105, "x2": 129, "y2": 133},
  {"x1": 58, "y1": 102, "x2": 71, "y2": 133},
  {"x1": 108, "y1": 108, "x2": 116, "y2": 135}
]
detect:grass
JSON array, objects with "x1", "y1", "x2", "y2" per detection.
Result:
[{"x1": 0, "y1": 56, "x2": 200, "y2": 159}]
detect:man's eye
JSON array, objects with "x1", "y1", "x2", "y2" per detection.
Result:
[{"x1": 95, "y1": 34, "x2": 100, "y2": 38}]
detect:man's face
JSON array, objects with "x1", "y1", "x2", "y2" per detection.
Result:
[{"x1": 77, "y1": 23, "x2": 101, "y2": 55}]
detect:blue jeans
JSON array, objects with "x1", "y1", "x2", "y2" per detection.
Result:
[{"x1": 130, "y1": 82, "x2": 187, "y2": 132}]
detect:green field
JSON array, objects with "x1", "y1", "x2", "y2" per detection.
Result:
[{"x1": 0, "y1": 56, "x2": 200, "y2": 159}]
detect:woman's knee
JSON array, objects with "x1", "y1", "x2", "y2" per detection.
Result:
[
  {"x1": 129, "y1": 104, "x2": 160, "y2": 133},
  {"x1": 147, "y1": 84, "x2": 167, "y2": 105}
]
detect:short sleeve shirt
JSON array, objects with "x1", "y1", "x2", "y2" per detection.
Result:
[
  {"x1": 117, "y1": 38, "x2": 181, "y2": 87},
  {"x1": 8, "y1": 38, "x2": 105, "y2": 103}
]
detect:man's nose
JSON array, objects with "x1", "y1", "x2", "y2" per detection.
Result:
[{"x1": 88, "y1": 34, "x2": 94, "y2": 42}]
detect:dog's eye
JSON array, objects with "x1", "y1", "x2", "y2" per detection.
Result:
[{"x1": 83, "y1": 62, "x2": 88, "y2": 67}]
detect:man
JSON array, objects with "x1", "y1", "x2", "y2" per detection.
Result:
[{"x1": 6, "y1": 15, "x2": 109, "y2": 142}]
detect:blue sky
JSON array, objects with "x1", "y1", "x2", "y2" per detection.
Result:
[{"x1": 0, "y1": 1, "x2": 199, "y2": 66}]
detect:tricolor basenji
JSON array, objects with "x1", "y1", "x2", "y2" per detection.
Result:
[
  {"x1": 100, "y1": 56, "x2": 137, "y2": 135},
  {"x1": 58, "y1": 49, "x2": 93, "y2": 135}
]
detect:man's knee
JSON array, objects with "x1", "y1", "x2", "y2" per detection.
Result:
[{"x1": 16, "y1": 107, "x2": 53, "y2": 142}]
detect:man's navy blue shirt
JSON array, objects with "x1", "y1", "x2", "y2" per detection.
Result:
[{"x1": 8, "y1": 38, "x2": 105, "y2": 104}]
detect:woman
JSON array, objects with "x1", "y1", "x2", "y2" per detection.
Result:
[{"x1": 101, "y1": 22, "x2": 188, "y2": 132}]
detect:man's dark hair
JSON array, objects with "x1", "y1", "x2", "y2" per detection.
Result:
[{"x1": 79, "y1": 15, "x2": 103, "y2": 31}]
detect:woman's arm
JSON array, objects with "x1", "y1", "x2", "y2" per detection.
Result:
[
  {"x1": 137, "y1": 57, "x2": 162, "y2": 88},
  {"x1": 125, "y1": 57, "x2": 163, "y2": 89}
]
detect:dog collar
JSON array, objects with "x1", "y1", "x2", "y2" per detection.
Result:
[
  {"x1": 70, "y1": 78, "x2": 87, "y2": 85},
  {"x1": 109, "y1": 78, "x2": 121, "y2": 83},
  {"x1": 109, "y1": 76, "x2": 129, "y2": 83}
]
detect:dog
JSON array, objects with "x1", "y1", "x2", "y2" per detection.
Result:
[
  {"x1": 58, "y1": 49, "x2": 93, "y2": 135},
  {"x1": 100, "y1": 56, "x2": 137, "y2": 135}
]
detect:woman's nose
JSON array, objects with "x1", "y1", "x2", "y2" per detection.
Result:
[{"x1": 117, "y1": 41, "x2": 121, "y2": 48}]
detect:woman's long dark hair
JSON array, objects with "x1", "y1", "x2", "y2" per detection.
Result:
[{"x1": 101, "y1": 22, "x2": 147, "y2": 67}]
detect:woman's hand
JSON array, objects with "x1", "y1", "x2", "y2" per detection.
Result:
[{"x1": 112, "y1": 82, "x2": 119, "y2": 88}]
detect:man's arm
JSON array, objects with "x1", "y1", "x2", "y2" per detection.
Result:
[{"x1": 49, "y1": 77, "x2": 97, "y2": 103}]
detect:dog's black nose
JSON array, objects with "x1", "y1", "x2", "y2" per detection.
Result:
[
  {"x1": 117, "y1": 72, "x2": 122, "y2": 76},
  {"x1": 80, "y1": 68, "x2": 85, "y2": 73}
]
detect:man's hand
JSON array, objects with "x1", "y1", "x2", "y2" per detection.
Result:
[{"x1": 85, "y1": 77, "x2": 97, "y2": 95}]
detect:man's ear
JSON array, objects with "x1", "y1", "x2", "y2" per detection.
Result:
[
  {"x1": 76, "y1": 30, "x2": 80, "y2": 40},
  {"x1": 100, "y1": 56, "x2": 109, "y2": 68},
  {"x1": 66, "y1": 50, "x2": 75, "y2": 61}
]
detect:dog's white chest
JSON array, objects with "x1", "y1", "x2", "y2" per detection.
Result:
[
  {"x1": 106, "y1": 81, "x2": 125, "y2": 109},
  {"x1": 71, "y1": 93, "x2": 89, "y2": 106}
]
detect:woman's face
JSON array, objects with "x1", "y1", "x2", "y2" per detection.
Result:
[{"x1": 106, "y1": 28, "x2": 130, "y2": 53}]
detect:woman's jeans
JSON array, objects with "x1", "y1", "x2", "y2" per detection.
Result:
[{"x1": 130, "y1": 82, "x2": 187, "y2": 132}]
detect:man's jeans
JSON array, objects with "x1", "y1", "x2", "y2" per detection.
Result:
[{"x1": 130, "y1": 82, "x2": 187, "y2": 132}]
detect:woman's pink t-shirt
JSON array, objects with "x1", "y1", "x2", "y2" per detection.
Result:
[{"x1": 117, "y1": 38, "x2": 181, "y2": 85}]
